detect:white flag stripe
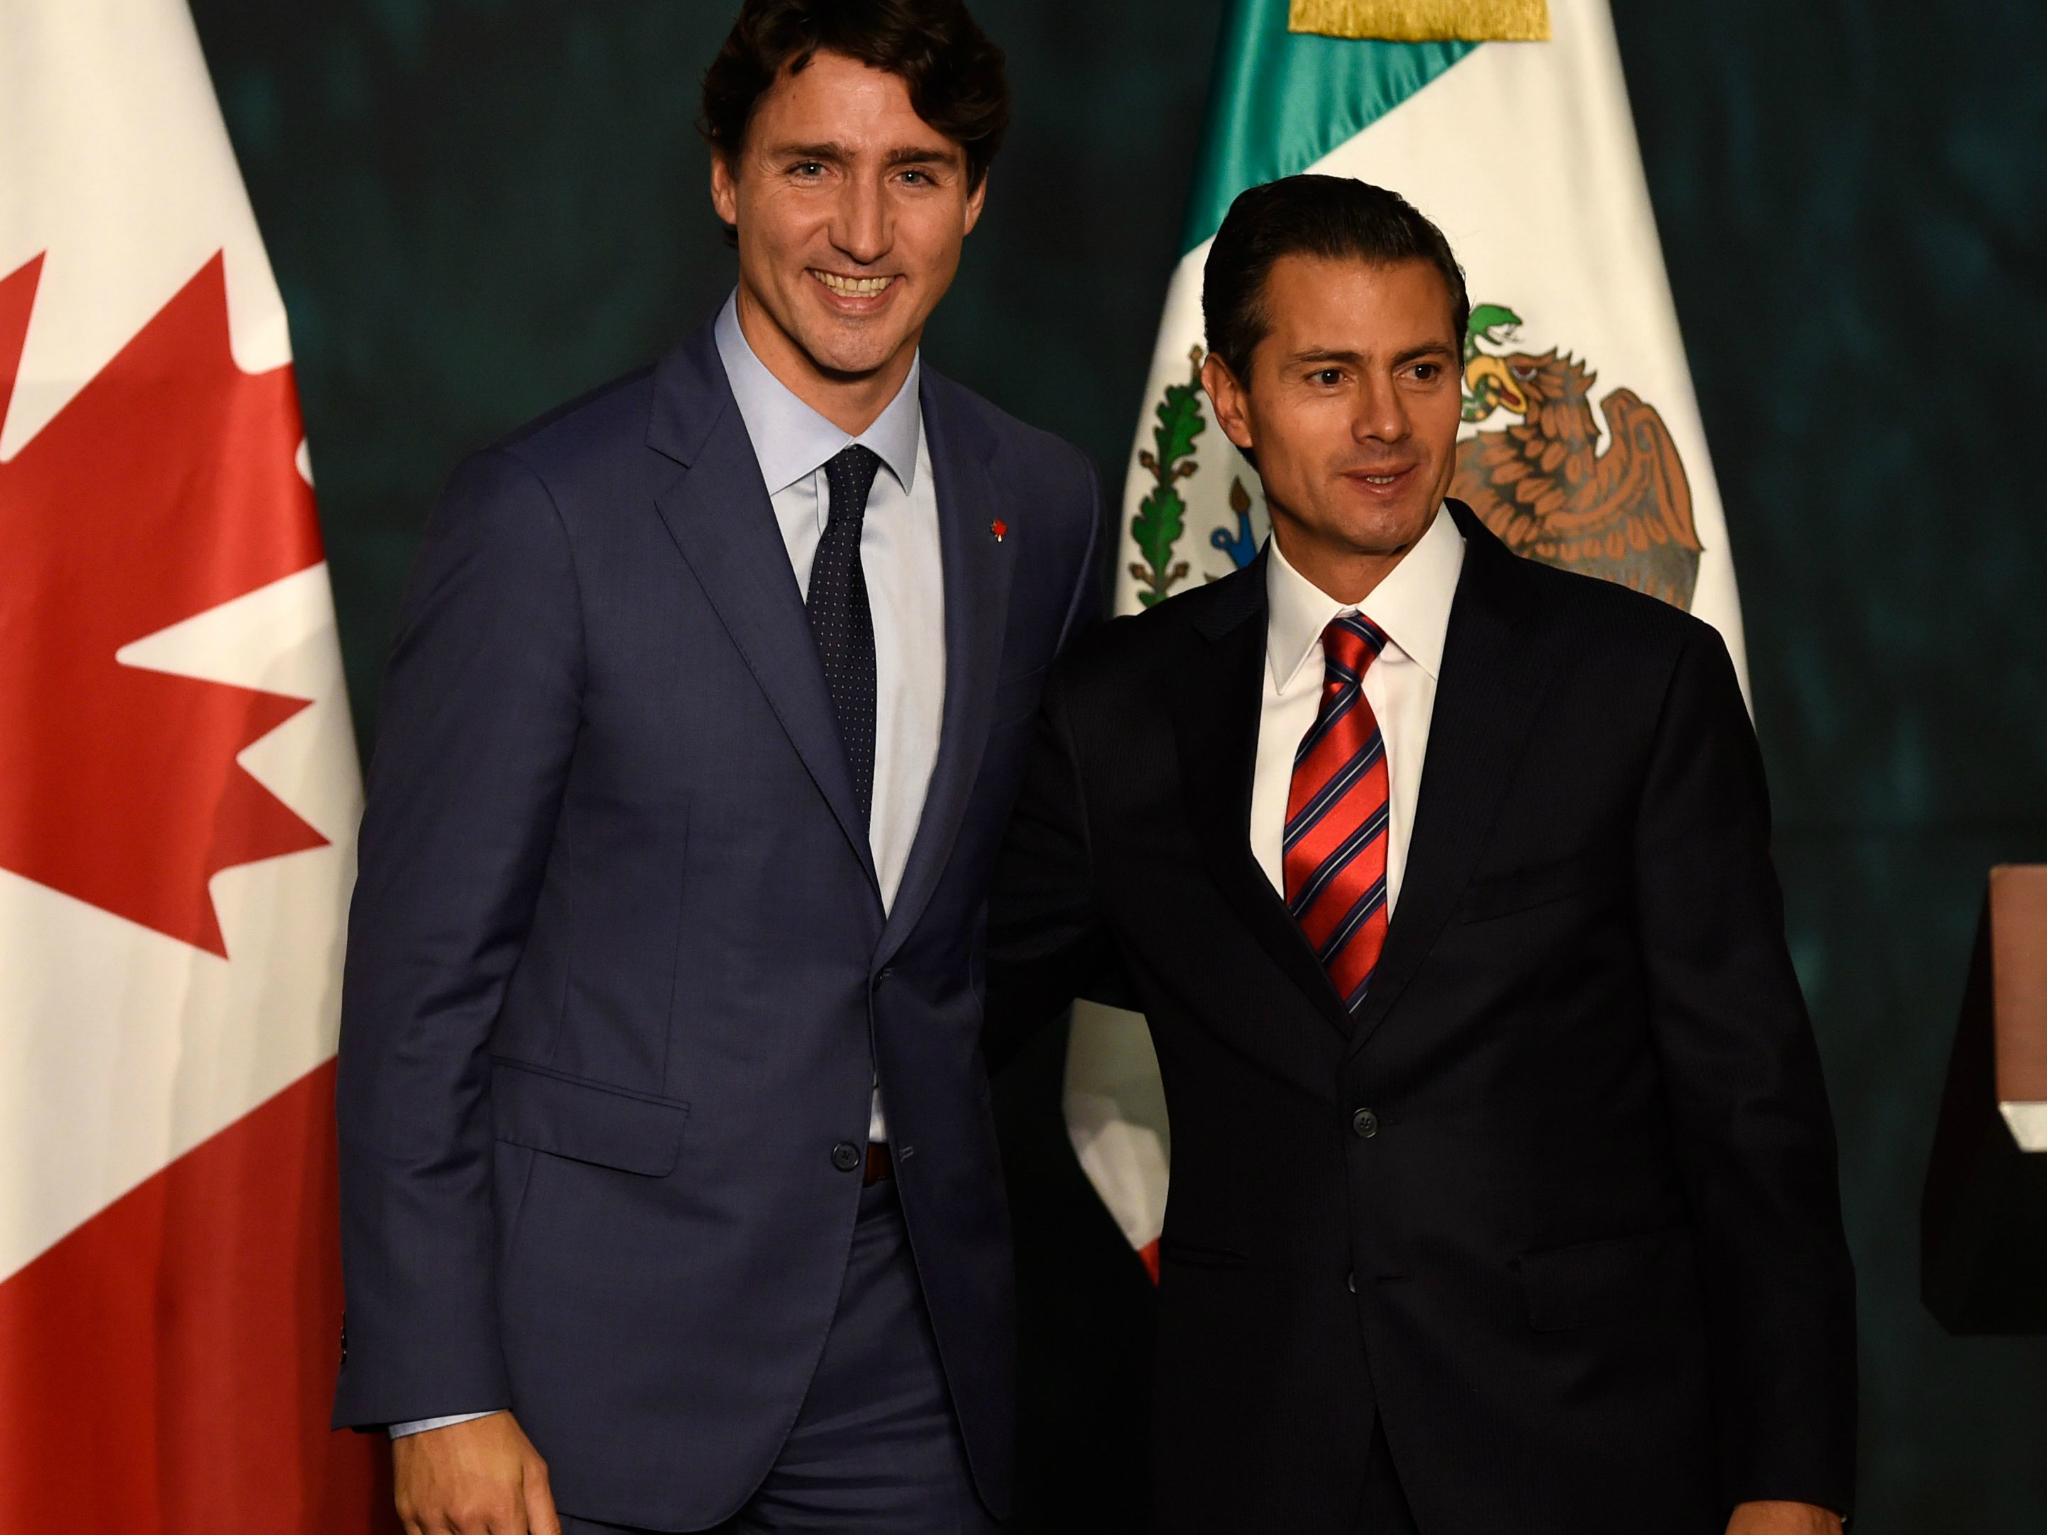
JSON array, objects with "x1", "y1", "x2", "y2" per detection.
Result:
[{"x1": 1064, "y1": 1012, "x2": 1174, "y2": 1253}]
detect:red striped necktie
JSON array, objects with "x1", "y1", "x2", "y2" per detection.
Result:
[{"x1": 1283, "y1": 614, "x2": 1391, "y2": 1013}]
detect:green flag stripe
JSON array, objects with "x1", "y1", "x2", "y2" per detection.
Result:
[{"x1": 1181, "y1": 0, "x2": 1477, "y2": 254}]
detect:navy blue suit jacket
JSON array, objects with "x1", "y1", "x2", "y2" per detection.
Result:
[{"x1": 332, "y1": 317, "x2": 1101, "y2": 1528}]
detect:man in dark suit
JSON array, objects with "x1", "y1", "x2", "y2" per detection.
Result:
[
  {"x1": 989, "y1": 175, "x2": 1855, "y2": 1533},
  {"x1": 331, "y1": 3, "x2": 1100, "y2": 1530}
]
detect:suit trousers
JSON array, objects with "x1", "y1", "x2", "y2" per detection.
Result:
[{"x1": 561, "y1": 1177, "x2": 989, "y2": 1534}]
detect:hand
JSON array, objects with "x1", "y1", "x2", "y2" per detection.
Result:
[
  {"x1": 393, "y1": 1411, "x2": 560, "y2": 1534},
  {"x1": 1726, "y1": 1500, "x2": 1842, "y2": 1534}
]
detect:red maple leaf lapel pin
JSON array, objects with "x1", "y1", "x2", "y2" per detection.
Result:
[{"x1": 990, "y1": 518, "x2": 1007, "y2": 543}]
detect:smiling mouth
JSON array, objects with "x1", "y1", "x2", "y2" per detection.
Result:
[
  {"x1": 1346, "y1": 465, "x2": 1415, "y2": 487},
  {"x1": 810, "y1": 269, "x2": 896, "y2": 297}
]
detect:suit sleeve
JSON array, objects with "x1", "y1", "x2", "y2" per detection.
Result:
[
  {"x1": 984, "y1": 666, "x2": 1122, "y2": 1073},
  {"x1": 331, "y1": 448, "x2": 584, "y2": 1429},
  {"x1": 1052, "y1": 450, "x2": 1108, "y2": 655},
  {"x1": 1631, "y1": 624, "x2": 1857, "y2": 1516}
]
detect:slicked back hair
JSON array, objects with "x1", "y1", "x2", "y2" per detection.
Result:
[{"x1": 1202, "y1": 175, "x2": 1470, "y2": 381}]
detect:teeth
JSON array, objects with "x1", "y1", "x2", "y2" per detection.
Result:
[
  {"x1": 814, "y1": 271, "x2": 891, "y2": 296},
  {"x1": 1365, "y1": 474, "x2": 1399, "y2": 484}
]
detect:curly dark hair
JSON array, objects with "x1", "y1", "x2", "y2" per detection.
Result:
[{"x1": 700, "y1": 0, "x2": 1009, "y2": 200}]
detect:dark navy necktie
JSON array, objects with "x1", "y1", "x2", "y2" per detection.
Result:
[{"x1": 808, "y1": 444, "x2": 883, "y2": 825}]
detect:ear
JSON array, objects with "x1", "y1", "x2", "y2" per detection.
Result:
[
  {"x1": 962, "y1": 170, "x2": 989, "y2": 236},
  {"x1": 710, "y1": 153, "x2": 739, "y2": 229},
  {"x1": 1202, "y1": 351, "x2": 1255, "y2": 455}
]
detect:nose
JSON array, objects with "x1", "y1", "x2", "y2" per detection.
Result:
[
  {"x1": 1353, "y1": 373, "x2": 1409, "y2": 446},
  {"x1": 831, "y1": 174, "x2": 890, "y2": 267}
]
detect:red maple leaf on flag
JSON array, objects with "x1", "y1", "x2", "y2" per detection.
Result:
[{"x1": 0, "y1": 252, "x2": 330, "y2": 957}]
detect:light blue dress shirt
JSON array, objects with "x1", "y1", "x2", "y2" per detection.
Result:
[{"x1": 391, "y1": 298, "x2": 947, "y2": 1439}]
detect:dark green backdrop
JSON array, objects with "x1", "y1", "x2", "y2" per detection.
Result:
[{"x1": 188, "y1": 2, "x2": 2045, "y2": 1528}]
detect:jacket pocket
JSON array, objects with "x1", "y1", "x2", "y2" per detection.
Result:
[
  {"x1": 1515, "y1": 1226, "x2": 1693, "y2": 1332},
  {"x1": 1456, "y1": 847, "x2": 1614, "y2": 923},
  {"x1": 1158, "y1": 1235, "x2": 1254, "y2": 1271},
  {"x1": 490, "y1": 1056, "x2": 690, "y2": 1176}
]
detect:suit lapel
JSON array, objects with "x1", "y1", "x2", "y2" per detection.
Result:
[
  {"x1": 646, "y1": 327, "x2": 880, "y2": 898},
  {"x1": 877, "y1": 374, "x2": 1013, "y2": 963},
  {"x1": 1346, "y1": 503, "x2": 1551, "y2": 1057},
  {"x1": 1173, "y1": 555, "x2": 1357, "y2": 1043}
]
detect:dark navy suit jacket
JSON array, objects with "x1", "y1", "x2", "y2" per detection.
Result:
[{"x1": 331, "y1": 317, "x2": 1101, "y2": 1528}]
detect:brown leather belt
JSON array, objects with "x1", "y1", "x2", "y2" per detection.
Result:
[{"x1": 863, "y1": 1142, "x2": 893, "y2": 1185}]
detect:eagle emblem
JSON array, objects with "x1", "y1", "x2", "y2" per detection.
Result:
[{"x1": 1451, "y1": 304, "x2": 1703, "y2": 610}]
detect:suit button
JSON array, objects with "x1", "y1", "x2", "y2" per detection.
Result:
[
  {"x1": 1351, "y1": 1107, "x2": 1379, "y2": 1139},
  {"x1": 831, "y1": 1141, "x2": 862, "y2": 1173}
]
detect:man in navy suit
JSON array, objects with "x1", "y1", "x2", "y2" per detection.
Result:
[{"x1": 331, "y1": 3, "x2": 1101, "y2": 1529}]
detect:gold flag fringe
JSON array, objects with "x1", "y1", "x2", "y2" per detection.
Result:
[{"x1": 1287, "y1": 0, "x2": 1549, "y2": 42}]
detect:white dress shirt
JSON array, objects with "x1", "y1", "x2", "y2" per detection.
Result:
[
  {"x1": 388, "y1": 303, "x2": 945, "y2": 1439},
  {"x1": 1249, "y1": 505, "x2": 1465, "y2": 910}
]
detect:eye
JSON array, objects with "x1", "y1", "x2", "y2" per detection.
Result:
[
  {"x1": 898, "y1": 168, "x2": 932, "y2": 186},
  {"x1": 1412, "y1": 362, "x2": 1441, "y2": 382},
  {"x1": 789, "y1": 161, "x2": 826, "y2": 178},
  {"x1": 1310, "y1": 368, "x2": 1345, "y2": 386}
]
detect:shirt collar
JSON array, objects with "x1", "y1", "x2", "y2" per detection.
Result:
[
  {"x1": 1264, "y1": 502, "x2": 1467, "y2": 691},
  {"x1": 712, "y1": 291, "x2": 922, "y2": 497}
]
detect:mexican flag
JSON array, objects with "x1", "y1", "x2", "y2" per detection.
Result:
[
  {"x1": 0, "y1": 1, "x2": 376, "y2": 1527},
  {"x1": 1066, "y1": 0, "x2": 1748, "y2": 1275}
]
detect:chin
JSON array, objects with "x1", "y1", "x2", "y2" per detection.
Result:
[
  {"x1": 797, "y1": 323, "x2": 903, "y2": 378},
  {"x1": 1333, "y1": 510, "x2": 1425, "y2": 554}
]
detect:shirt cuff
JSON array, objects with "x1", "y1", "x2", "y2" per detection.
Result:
[{"x1": 388, "y1": 1409, "x2": 504, "y2": 1439}]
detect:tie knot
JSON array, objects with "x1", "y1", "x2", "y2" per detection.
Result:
[
  {"x1": 1321, "y1": 614, "x2": 1387, "y2": 679},
  {"x1": 824, "y1": 443, "x2": 885, "y2": 526}
]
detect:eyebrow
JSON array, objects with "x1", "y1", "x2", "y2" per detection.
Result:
[
  {"x1": 767, "y1": 140, "x2": 961, "y2": 168},
  {"x1": 1282, "y1": 342, "x2": 1457, "y2": 367}
]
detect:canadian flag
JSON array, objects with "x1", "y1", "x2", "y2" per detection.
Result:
[{"x1": 0, "y1": 2, "x2": 378, "y2": 1528}]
